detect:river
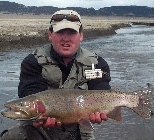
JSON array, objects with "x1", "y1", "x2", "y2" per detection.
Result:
[{"x1": 0, "y1": 24, "x2": 154, "y2": 140}]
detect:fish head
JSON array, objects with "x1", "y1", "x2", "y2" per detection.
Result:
[{"x1": 1, "y1": 96, "x2": 46, "y2": 121}]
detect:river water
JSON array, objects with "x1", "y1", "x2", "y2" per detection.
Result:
[{"x1": 0, "y1": 25, "x2": 154, "y2": 140}]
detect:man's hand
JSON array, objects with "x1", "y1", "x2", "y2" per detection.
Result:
[
  {"x1": 33, "y1": 112, "x2": 108, "y2": 128},
  {"x1": 89, "y1": 112, "x2": 108, "y2": 124},
  {"x1": 33, "y1": 117, "x2": 62, "y2": 128}
]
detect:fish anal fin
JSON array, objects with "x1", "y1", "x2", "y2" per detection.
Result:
[
  {"x1": 107, "y1": 107, "x2": 122, "y2": 121},
  {"x1": 79, "y1": 119, "x2": 93, "y2": 130}
]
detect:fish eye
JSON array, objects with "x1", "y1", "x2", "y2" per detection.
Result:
[{"x1": 19, "y1": 102, "x2": 25, "y2": 106}]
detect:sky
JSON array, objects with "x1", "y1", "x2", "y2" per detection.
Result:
[{"x1": 1, "y1": 0, "x2": 154, "y2": 9}]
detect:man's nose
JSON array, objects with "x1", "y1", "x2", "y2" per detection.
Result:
[{"x1": 61, "y1": 33, "x2": 70, "y2": 41}]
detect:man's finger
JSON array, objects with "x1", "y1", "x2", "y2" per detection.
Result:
[
  {"x1": 95, "y1": 112, "x2": 102, "y2": 124},
  {"x1": 43, "y1": 117, "x2": 56, "y2": 128},
  {"x1": 89, "y1": 113, "x2": 96, "y2": 123},
  {"x1": 56, "y1": 121, "x2": 62, "y2": 127},
  {"x1": 100, "y1": 112, "x2": 108, "y2": 121}
]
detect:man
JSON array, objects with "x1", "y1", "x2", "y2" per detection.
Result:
[{"x1": 1, "y1": 10, "x2": 111, "y2": 140}]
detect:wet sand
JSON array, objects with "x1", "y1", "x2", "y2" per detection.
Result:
[{"x1": 0, "y1": 13, "x2": 153, "y2": 51}]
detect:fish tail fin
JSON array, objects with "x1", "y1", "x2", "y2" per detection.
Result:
[{"x1": 132, "y1": 83, "x2": 153, "y2": 119}]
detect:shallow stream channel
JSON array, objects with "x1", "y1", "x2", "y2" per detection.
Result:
[{"x1": 0, "y1": 24, "x2": 154, "y2": 140}]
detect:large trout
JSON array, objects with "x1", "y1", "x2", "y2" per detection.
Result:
[{"x1": 1, "y1": 87, "x2": 153, "y2": 129}]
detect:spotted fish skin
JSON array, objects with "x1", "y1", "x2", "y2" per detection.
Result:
[{"x1": 1, "y1": 88, "x2": 152, "y2": 125}]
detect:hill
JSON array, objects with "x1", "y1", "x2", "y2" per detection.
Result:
[{"x1": 0, "y1": 1, "x2": 154, "y2": 17}]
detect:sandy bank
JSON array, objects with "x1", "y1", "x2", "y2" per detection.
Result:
[{"x1": 0, "y1": 14, "x2": 153, "y2": 51}]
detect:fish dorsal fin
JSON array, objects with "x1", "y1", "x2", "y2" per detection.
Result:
[
  {"x1": 79, "y1": 119, "x2": 94, "y2": 130},
  {"x1": 107, "y1": 107, "x2": 122, "y2": 121}
]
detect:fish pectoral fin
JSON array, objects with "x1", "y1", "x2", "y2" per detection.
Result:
[
  {"x1": 107, "y1": 107, "x2": 122, "y2": 121},
  {"x1": 29, "y1": 113, "x2": 43, "y2": 121},
  {"x1": 79, "y1": 119, "x2": 93, "y2": 130}
]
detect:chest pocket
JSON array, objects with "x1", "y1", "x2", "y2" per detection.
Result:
[
  {"x1": 36, "y1": 54, "x2": 61, "y2": 89},
  {"x1": 42, "y1": 64, "x2": 62, "y2": 89}
]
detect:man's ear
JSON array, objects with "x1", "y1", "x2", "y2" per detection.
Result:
[
  {"x1": 80, "y1": 32, "x2": 83, "y2": 42},
  {"x1": 48, "y1": 31, "x2": 53, "y2": 40}
]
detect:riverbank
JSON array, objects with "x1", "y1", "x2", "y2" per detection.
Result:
[{"x1": 0, "y1": 14, "x2": 153, "y2": 51}]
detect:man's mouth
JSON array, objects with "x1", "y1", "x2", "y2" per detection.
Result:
[{"x1": 62, "y1": 44, "x2": 70, "y2": 47}]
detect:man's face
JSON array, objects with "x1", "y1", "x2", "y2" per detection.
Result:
[{"x1": 48, "y1": 28, "x2": 83, "y2": 58}]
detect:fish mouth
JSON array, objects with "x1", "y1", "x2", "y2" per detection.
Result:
[{"x1": 1, "y1": 104, "x2": 37, "y2": 120}]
